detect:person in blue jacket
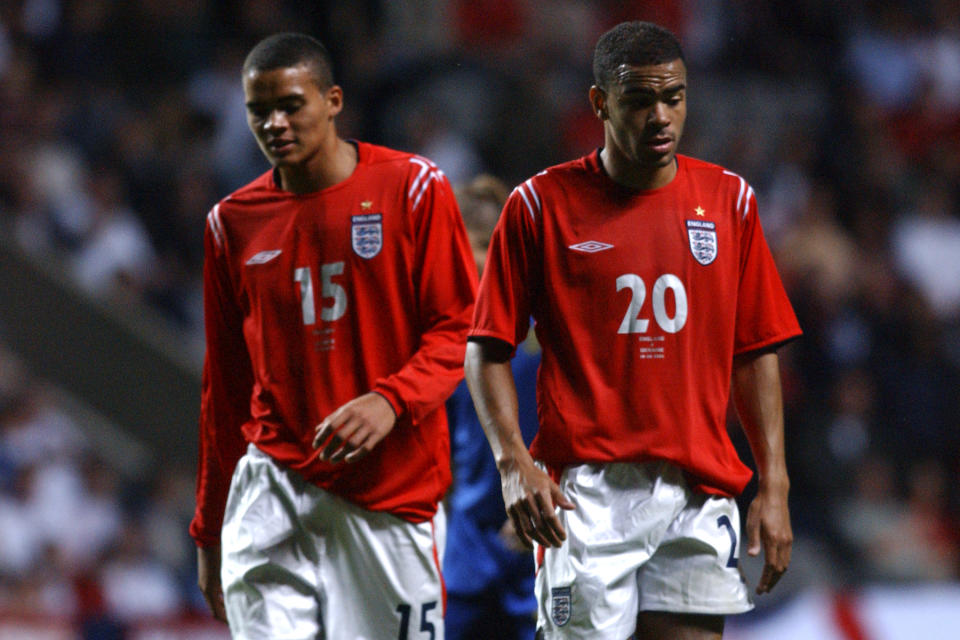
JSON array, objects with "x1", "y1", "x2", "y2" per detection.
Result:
[{"x1": 445, "y1": 174, "x2": 541, "y2": 640}]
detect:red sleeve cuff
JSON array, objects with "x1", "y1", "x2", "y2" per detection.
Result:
[
  {"x1": 189, "y1": 523, "x2": 222, "y2": 549},
  {"x1": 371, "y1": 388, "x2": 404, "y2": 420}
]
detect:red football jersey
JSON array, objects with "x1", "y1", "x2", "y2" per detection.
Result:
[
  {"x1": 471, "y1": 152, "x2": 801, "y2": 497},
  {"x1": 190, "y1": 142, "x2": 478, "y2": 547}
]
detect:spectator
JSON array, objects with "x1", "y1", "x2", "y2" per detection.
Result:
[
  {"x1": 444, "y1": 174, "x2": 539, "y2": 640},
  {"x1": 99, "y1": 519, "x2": 183, "y2": 623}
]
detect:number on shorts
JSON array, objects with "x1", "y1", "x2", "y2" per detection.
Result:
[
  {"x1": 397, "y1": 601, "x2": 437, "y2": 640},
  {"x1": 717, "y1": 515, "x2": 738, "y2": 568}
]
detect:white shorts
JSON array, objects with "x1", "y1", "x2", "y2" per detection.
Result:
[
  {"x1": 221, "y1": 444, "x2": 446, "y2": 640},
  {"x1": 535, "y1": 461, "x2": 752, "y2": 639}
]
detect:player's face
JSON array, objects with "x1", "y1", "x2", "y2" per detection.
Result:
[
  {"x1": 593, "y1": 59, "x2": 687, "y2": 175},
  {"x1": 467, "y1": 227, "x2": 491, "y2": 275},
  {"x1": 243, "y1": 64, "x2": 342, "y2": 170}
]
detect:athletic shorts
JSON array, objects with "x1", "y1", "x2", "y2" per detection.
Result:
[
  {"x1": 220, "y1": 444, "x2": 446, "y2": 640},
  {"x1": 535, "y1": 461, "x2": 753, "y2": 639}
]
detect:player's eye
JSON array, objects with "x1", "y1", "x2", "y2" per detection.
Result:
[{"x1": 622, "y1": 96, "x2": 654, "y2": 109}]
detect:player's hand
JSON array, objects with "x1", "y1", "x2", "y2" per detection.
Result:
[
  {"x1": 197, "y1": 545, "x2": 227, "y2": 623},
  {"x1": 499, "y1": 454, "x2": 575, "y2": 549},
  {"x1": 313, "y1": 392, "x2": 398, "y2": 464},
  {"x1": 498, "y1": 518, "x2": 528, "y2": 552},
  {"x1": 745, "y1": 483, "x2": 792, "y2": 594}
]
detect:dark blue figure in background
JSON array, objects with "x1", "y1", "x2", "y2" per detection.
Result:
[{"x1": 444, "y1": 175, "x2": 540, "y2": 640}]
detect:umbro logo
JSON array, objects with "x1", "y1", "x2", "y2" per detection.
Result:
[
  {"x1": 246, "y1": 250, "x2": 282, "y2": 265},
  {"x1": 568, "y1": 241, "x2": 613, "y2": 253}
]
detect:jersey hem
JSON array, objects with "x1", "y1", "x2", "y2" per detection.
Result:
[
  {"x1": 638, "y1": 601, "x2": 755, "y2": 615},
  {"x1": 542, "y1": 460, "x2": 748, "y2": 499}
]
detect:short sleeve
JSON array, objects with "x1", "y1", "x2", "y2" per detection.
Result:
[
  {"x1": 470, "y1": 187, "x2": 540, "y2": 349},
  {"x1": 734, "y1": 190, "x2": 802, "y2": 354}
]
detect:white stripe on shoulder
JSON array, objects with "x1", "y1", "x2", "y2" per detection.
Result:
[
  {"x1": 408, "y1": 157, "x2": 430, "y2": 198},
  {"x1": 524, "y1": 178, "x2": 541, "y2": 211},
  {"x1": 723, "y1": 170, "x2": 750, "y2": 220},
  {"x1": 412, "y1": 171, "x2": 440, "y2": 211},
  {"x1": 207, "y1": 204, "x2": 224, "y2": 248},
  {"x1": 408, "y1": 157, "x2": 445, "y2": 210},
  {"x1": 514, "y1": 183, "x2": 539, "y2": 222},
  {"x1": 408, "y1": 156, "x2": 435, "y2": 197},
  {"x1": 743, "y1": 185, "x2": 755, "y2": 220}
]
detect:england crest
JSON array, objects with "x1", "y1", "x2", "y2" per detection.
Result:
[
  {"x1": 351, "y1": 213, "x2": 382, "y2": 259},
  {"x1": 551, "y1": 586, "x2": 572, "y2": 627},
  {"x1": 686, "y1": 219, "x2": 717, "y2": 265}
]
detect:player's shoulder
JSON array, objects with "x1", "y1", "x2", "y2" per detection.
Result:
[
  {"x1": 357, "y1": 140, "x2": 411, "y2": 165},
  {"x1": 356, "y1": 140, "x2": 444, "y2": 178},
  {"x1": 216, "y1": 170, "x2": 281, "y2": 211},
  {"x1": 680, "y1": 154, "x2": 752, "y2": 189},
  {"x1": 204, "y1": 171, "x2": 286, "y2": 249},
  {"x1": 355, "y1": 140, "x2": 455, "y2": 216},
  {"x1": 527, "y1": 152, "x2": 596, "y2": 188},
  {"x1": 507, "y1": 152, "x2": 596, "y2": 218},
  {"x1": 680, "y1": 155, "x2": 757, "y2": 220}
]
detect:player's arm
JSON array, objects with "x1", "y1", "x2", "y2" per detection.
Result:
[
  {"x1": 731, "y1": 347, "x2": 792, "y2": 595},
  {"x1": 197, "y1": 545, "x2": 226, "y2": 622},
  {"x1": 191, "y1": 210, "x2": 254, "y2": 623},
  {"x1": 314, "y1": 163, "x2": 477, "y2": 463},
  {"x1": 464, "y1": 338, "x2": 574, "y2": 548}
]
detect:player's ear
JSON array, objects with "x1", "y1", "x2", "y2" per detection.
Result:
[
  {"x1": 589, "y1": 85, "x2": 607, "y2": 120},
  {"x1": 326, "y1": 84, "x2": 344, "y2": 117}
]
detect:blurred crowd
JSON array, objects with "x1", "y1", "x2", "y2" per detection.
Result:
[
  {"x1": 0, "y1": 0, "x2": 959, "y2": 634},
  {"x1": 0, "y1": 347, "x2": 197, "y2": 633}
]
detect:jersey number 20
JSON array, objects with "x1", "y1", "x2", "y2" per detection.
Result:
[{"x1": 616, "y1": 273, "x2": 687, "y2": 334}]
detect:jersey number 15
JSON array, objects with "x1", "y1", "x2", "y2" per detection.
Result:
[{"x1": 294, "y1": 262, "x2": 347, "y2": 324}]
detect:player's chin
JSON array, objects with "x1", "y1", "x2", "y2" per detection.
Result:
[
  {"x1": 645, "y1": 145, "x2": 676, "y2": 165},
  {"x1": 269, "y1": 152, "x2": 299, "y2": 167},
  {"x1": 261, "y1": 144, "x2": 299, "y2": 166},
  {"x1": 632, "y1": 144, "x2": 674, "y2": 167}
]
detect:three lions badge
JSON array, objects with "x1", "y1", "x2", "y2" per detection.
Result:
[
  {"x1": 551, "y1": 586, "x2": 572, "y2": 627},
  {"x1": 686, "y1": 219, "x2": 717, "y2": 265},
  {"x1": 351, "y1": 213, "x2": 382, "y2": 259}
]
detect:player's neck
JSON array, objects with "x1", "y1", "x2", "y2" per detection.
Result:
[
  {"x1": 600, "y1": 148, "x2": 678, "y2": 191},
  {"x1": 278, "y1": 137, "x2": 358, "y2": 195}
]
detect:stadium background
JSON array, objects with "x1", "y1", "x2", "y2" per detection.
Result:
[{"x1": 0, "y1": 1, "x2": 958, "y2": 638}]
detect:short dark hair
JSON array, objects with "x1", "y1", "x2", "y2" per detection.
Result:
[
  {"x1": 243, "y1": 32, "x2": 335, "y2": 88},
  {"x1": 592, "y1": 21, "x2": 685, "y2": 89}
]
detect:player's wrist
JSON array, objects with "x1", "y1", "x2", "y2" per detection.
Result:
[
  {"x1": 756, "y1": 473, "x2": 790, "y2": 496},
  {"x1": 369, "y1": 389, "x2": 401, "y2": 421},
  {"x1": 494, "y1": 443, "x2": 533, "y2": 473}
]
